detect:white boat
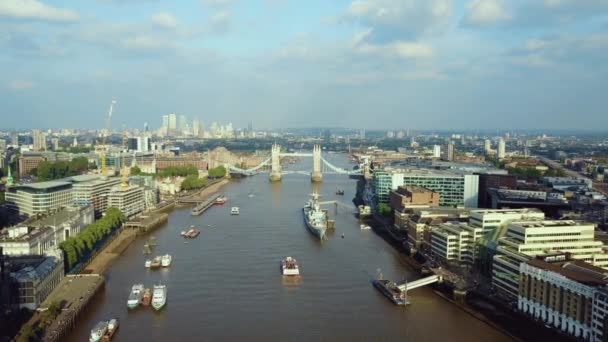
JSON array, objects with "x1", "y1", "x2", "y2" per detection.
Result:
[
  {"x1": 281, "y1": 257, "x2": 300, "y2": 276},
  {"x1": 89, "y1": 321, "x2": 108, "y2": 342},
  {"x1": 144, "y1": 260, "x2": 151, "y2": 268},
  {"x1": 161, "y1": 254, "x2": 172, "y2": 267},
  {"x1": 180, "y1": 231, "x2": 186, "y2": 236},
  {"x1": 152, "y1": 284, "x2": 167, "y2": 310},
  {"x1": 104, "y1": 318, "x2": 119, "y2": 340},
  {"x1": 127, "y1": 284, "x2": 144, "y2": 309},
  {"x1": 360, "y1": 224, "x2": 372, "y2": 230},
  {"x1": 231, "y1": 207, "x2": 240, "y2": 215}
]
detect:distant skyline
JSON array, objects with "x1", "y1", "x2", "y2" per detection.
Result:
[{"x1": 1, "y1": 0, "x2": 607, "y2": 130}]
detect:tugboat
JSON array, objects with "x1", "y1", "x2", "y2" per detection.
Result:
[
  {"x1": 303, "y1": 193, "x2": 328, "y2": 240},
  {"x1": 281, "y1": 257, "x2": 300, "y2": 276},
  {"x1": 152, "y1": 284, "x2": 167, "y2": 311},
  {"x1": 161, "y1": 254, "x2": 172, "y2": 267},
  {"x1": 372, "y1": 279, "x2": 408, "y2": 306},
  {"x1": 102, "y1": 318, "x2": 119, "y2": 341},
  {"x1": 89, "y1": 321, "x2": 108, "y2": 342},
  {"x1": 141, "y1": 288, "x2": 152, "y2": 306},
  {"x1": 127, "y1": 284, "x2": 144, "y2": 309}
]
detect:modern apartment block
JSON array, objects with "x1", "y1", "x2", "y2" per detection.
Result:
[
  {"x1": 431, "y1": 222, "x2": 483, "y2": 265},
  {"x1": 107, "y1": 185, "x2": 145, "y2": 218},
  {"x1": 402, "y1": 208, "x2": 471, "y2": 252},
  {"x1": 492, "y1": 220, "x2": 608, "y2": 301},
  {"x1": 373, "y1": 168, "x2": 479, "y2": 208},
  {"x1": 518, "y1": 253, "x2": 608, "y2": 341},
  {"x1": 70, "y1": 175, "x2": 121, "y2": 217}
]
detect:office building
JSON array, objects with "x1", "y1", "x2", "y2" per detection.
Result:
[
  {"x1": 51, "y1": 138, "x2": 59, "y2": 151},
  {"x1": 179, "y1": 115, "x2": 188, "y2": 132},
  {"x1": 492, "y1": 220, "x2": 608, "y2": 300},
  {"x1": 389, "y1": 186, "x2": 439, "y2": 211},
  {"x1": 18, "y1": 153, "x2": 46, "y2": 177},
  {"x1": 518, "y1": 253, "x2": 608, "y2": 341},
  {"x1": 476, "y1": 173, "x2": 517, "y2": 208},
  {"x1": 5, "y1": 181, "x2": 73, "y2": 216},
  {"x1": 32, "y1": 129, "x2": 46, "y2": 151},
  {"x1": 8, "y1": 256, "x2": 63, "y2": 310},
  {"x1": 487, "y1": 188, "x2": 571, "y2": 218},
  {"x1": 0, "y1": 204, "x2": 93, "y2": 256},
  {"x1": 484, "y1": 139, "x2": 492, "y2": 155},
  {"x1": 107, "y1": 185, "x2": 145, "y2": 218},
  {"x1": 401, "y1": 208, "x2": 471, "y2": 252},
  {"x1": 497, "y1": 138, "x2": 506, "y2": 160},
  {"x1": 431, "y1": 222, "x2": 483, "y2": 265},
  {"x1": 137, "y1": 136, "x2": 150, "y2": 152},
  {"x1": 433, "y1": 145, "x2": 441, "y2": 158},
  {"x1": 373, "y1": 168, "x2": 479, "y2": 208},
  {"x1": 70, "y1": 175, "x2": 122, "y2": 217}
]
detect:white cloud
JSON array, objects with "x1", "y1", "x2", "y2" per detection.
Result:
[
  {"x1": 0, "y1": 0, "x2": 79, "y2": 22},
  {"x1": 152, "y1": 12, "x2": 178, "y2": 30},
  {"x1": 463, "y1": 0, "x2": 511, "y2": 27},
  {"x1": 351, "y1": 29, "x2": 433, "y2": 59},
  {"x1": 8, "y1": 80, "x2": 34, "y2": 90}
]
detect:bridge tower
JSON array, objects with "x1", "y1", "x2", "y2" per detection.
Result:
[
  {"x1": 269, "y1": 144, "x2": 282, "y2": 182},
  {"x1": 311, "y1": 145, "x2": 322, "y2": 182}
]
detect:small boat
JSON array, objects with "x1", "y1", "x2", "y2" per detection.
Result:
[
  {"x1": 141, "y1": 288, "x2": 152, "y2": 306},
  {"x1": 215, "y1": 195, "x2": 227, "y2": 205},
  {"x1": 127, "y1": 284, "x2": 144, "y2": 309},
  {"x1": 102, "y1": 318, "x2": 119, "y2": 341},
  {"x1": 89, "y1": 321, "x2": 108, "y2": 342},
  {"x1": 281, "y1": 257, "x2": 300, "y2": 276},
  {"x1": 150, "y1": 256, "x2": 162, "y2": 269},
  {"x1": 373, "y1": 279, "x2": 408, "y2": 306},
  {"x1": 183, "y1": 228, "x2": 200, "y2": 238},
  {"x1": 152, "y1": 284, "x2": 167, "y2": 311},
  {"x1": 360, "y1": 224, "x2": 371, "y2": 230},
  {"x1": 336, "y1": 189, "x2": 344, "y2": 195},
  {"x1": 231, "y1": 207, "x2": 240, "y2": 215},
  {"x1": 180, "y1": 231, "x2": 186, "y2": 236},
  {"x1": 144, "y1": 260, "x2": 152, "y2": 268},
  {"x1": 161, "y1": 254, "x2": 172, "y2": 267},
  {"x1": 248, "y1": 193, "x2": 255, "y2": 198}
]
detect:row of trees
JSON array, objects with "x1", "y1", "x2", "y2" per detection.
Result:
[
  {"x1": 34, "y1": 157, "x2": 89, "y2": 181},
  {"x1": 58, "y1": 207, "x2": 125, "y2": 272},
  {"x1": 208, "y1": 165, "x2": 227, "y2": 178},
  {"x1": 507, "y1": 166, "x2": 568, "y2": 180},
  {"x1": 130, "y1": 165, "x2": 199, "y2": 178},
  {"x1": 181, "y1": 175, "x2": 207, "y2": 190}
]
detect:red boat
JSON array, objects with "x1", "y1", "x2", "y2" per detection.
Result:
[{"x1": 215, "y1": 195, "x2": 227, "y2": 205}]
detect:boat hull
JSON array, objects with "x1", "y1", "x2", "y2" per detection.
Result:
[
  {"x1": 373, "y1": 280, "x2": 408, "y2": 306},
  {"x1": 302, "y1": 208, "x2": 326, "y2": 240}
]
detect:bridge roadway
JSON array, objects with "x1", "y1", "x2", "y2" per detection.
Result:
[{"x1": 397, "y1": 274, "x2": 441, "y2": 292}]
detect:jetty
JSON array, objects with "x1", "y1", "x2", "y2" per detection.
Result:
[{"x1": 191, "y1": 193, "x2": 222, "y2": 216}]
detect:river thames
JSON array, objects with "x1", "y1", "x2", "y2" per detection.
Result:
[{"x1": 68, "y1": 154, "x2": 511, "y2": 341}]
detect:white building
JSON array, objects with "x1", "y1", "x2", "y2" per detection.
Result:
[
  {"x1": 484, "y1": 139, "x2": 492, "y2": 155},
  {"x1": 5, "y1": 181, "x2": 73, "y2": 216},
  {"x1": 70, "y1": 175, "x2": 122, "y2": 217},
  {"x1": 432, "y1": 145, "x2": 441, "y2": 158},
  {"x1": 431, "y1": 222, "x2": 483, "y2": 265},
  {"x1": 107, "y1": 185, "x2": 145, "y2": 218},
  {"x1": 493, "y1": 220, "x2": 608, "y2": 300},
  {"x1": 497, "y1": 138, "x2": 506, "y2": 160}
]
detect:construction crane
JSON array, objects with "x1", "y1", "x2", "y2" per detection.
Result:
[
  {"x1": 120, "y1": 127, "x2": 128, "y2": 188},
  {"x1": 100, "y1": 99, "x2": 116, "y2": 176}
]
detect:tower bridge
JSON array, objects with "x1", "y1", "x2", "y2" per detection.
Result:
[{"x1": 227, "y1": 144, "x2": 366, "y2": 182}]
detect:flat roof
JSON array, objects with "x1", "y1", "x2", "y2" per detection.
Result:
[
  {"x1": 527, "y1": 257, "x2": 608, "y2": 286},
  {"x1": 17, "y1": 181, "x2": 72, "y2": 190}
]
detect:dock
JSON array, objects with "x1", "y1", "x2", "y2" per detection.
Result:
[
  {"x1": 191, "y1": 193, "x2": 221, "y2": 216},
  {"x1": 124, "y1": 212, "x2": 169, "y2": 234}
]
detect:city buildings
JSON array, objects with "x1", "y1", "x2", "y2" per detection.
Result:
[
  {"x1": 442, "y1": 142, "x2": 454, "y2": 161},
  {"x1": 492, "y1": 220, "x2": 608, "y2": 301},
  {"x1": 32, "y1": 129, "x2": 46, "y2": 151},
  {"x1": 389, "y1": 186, "x2": 439, "y2": 211},
  {"x1": 107, "y1": 185, "x2": 145, "y2": 218},
  {"x1": 476, "y1": 173, "x2": 517, "y2": 208},
  {"x1": 497, "y1": 138, "x2": 506, "y2": 160},
  {"x1": 373, "y1": 168, "x2": 479, "y2": 208},
  {"x1": 5, "y1": 181, "x2": 74, "y2": 216},
  {"x1": 70, "y1": 175, "x2": 122, "y2": 217},
  {"x1": 431, "y1": 222, "x2": 483, "y2": 266},
  {"x1": 484, "y1": 139, "x2": 492, "y2": 155},
  {"x1": 7, "y1": 256, "x2": 63, "y2": 310},
  {"x1": 18, "y1": 153, "x2": 46, "y2": 177},
  {"x1": 433, "y1": 145, "x2": 441, "y2": 159},
  {"x1": 400, "y1": 208, "x2": 471, "y2": 252},
  {"x1": 518, "y1": 253, "x2": 608, "y2": 341}
]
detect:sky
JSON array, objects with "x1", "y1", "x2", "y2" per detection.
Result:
[{"x1": 1, "y1": 0, "x2": 607, "y2": 131}]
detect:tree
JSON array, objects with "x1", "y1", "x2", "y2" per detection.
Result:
[
  {"x1": 130, "y1": 165, "x2": 141, "y2": 176},
  {"x1": 68, "y1": 156, "x2": 89, "y2": 174},
  {"x1": 377, "y1": 203, "x2": 392, "y2": 217},
  {"x1": 36, "y1": 161, "x2": 54, "y2": 181},
  {"x1": 208, "y1": 165, "x2": 226, "y2": 178},
  {"x1": 181, "y1": 175, "x2": 207, "y2": 190}
]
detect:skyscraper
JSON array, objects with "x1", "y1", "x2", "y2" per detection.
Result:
[
  {"x1": 179, "y1": 115, "x2": 188, "y2": 132},
  {"x1": 32, "y1": 129, "x2": 46, "y2": 151},
  {"x1": 433, "y1": 145, "x2": 441, "y2": 158},
  {"x1": 162, "y1": 115, "x2": 169, "y2": 130},
  {"x1": 192, "y1": 118, "x2": 200, "y2": 137},
  {"x1": 442, "y1": 142, "x2": 454, "y2": 161},
  {"x1": 484, "y1": 139, "x2": 492, "y2": 155},
  {"x1": 168, "y1": 113, "x2": 177, "y2": 130},
  {"x1": 497, "y1": 138, "x2": 506, "y2": 160}
]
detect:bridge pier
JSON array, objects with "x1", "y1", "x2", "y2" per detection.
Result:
[
  {"x1": 311, "y1": 145, "x2": 322, "y2": 183},
  {"x1": 269, "y1": 143, "x2": 282, "y2": 182}
]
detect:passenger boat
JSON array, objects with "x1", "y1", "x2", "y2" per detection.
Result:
[
  {"x1": 152, "y1": 284, "x2": 167, "y2": 311},
  {"x1": 127, "y1": 284, "x2": 144, "y2": 309},
  {"x1": 141, "y1": 288, "x2": 152, "y2": 306},
  {"x1": 281, "y1": 257, "x2": 300, "y2": 276},
  {"x1": 102, "y1": 318, "x2": 119, "y2": 341},
  {"x1": 215, "y1": 195, "x2": 227, "y2": 205},
  {"x1": 373, "y1": 279, "x2": 408, "y2": 306},
  {"x1": 360, "y1": 224, "x2": 372, "y2": 230},
  {"x1": 144, "y1": 260, "x2": 151, "y2": 268},
  {"x1": 89, "y1": 321, "x2": 108, "y2": 342},
  {"x1": 303, "y1": 193, "x2": 327, "y2": 240},
  {"x1": 231, "y1": 207, "x2": 240, "y2": 215},
  {"x1": 161, "y1": 254, "x2": 172, "y2": 267}
]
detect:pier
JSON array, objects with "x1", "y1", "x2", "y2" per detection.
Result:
[
  {"x1": 124, "y1": 212, "x2": 169, "y2": 234},
  {"x1": 191, "y1": 193, "x2": 222, "y2": 216}
]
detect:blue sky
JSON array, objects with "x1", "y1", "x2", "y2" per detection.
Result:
[{"x1": 1, "y1": 0, "x2": 607, "y2": 130}]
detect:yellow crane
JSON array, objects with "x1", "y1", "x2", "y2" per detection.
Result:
[{"x1": 100, "y1": 100, "x2": 116, "y2": 176}]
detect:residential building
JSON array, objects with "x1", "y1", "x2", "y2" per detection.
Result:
[
  {"x1": 5, "y1": 181, "x2": 73, "y2": 216},
  {"x1": 373, "y1": 168, "x2": 479, "y2": 208},
  {"x1": 156, "y1": 156, "x2": 207, "y2": 171},
  {"x1": 107, "y1": 185, "x2": 145, "y2": 218},
  {"x1": 497, "y1": 138, "x2": 506, "y2": 160},
  {"x1": 492, "y1": 220, "x2": 608, "y2": 301},
  {"x1": 519, "y1": 253, "x2": 608, "y2": 341},
  {"x1": 18, "y1": 153, "x2": 46, "y2": 177},
  {"x1": 8, "y1": 256, "x2": 63, "y2": 310},
  {"x1": 431, "y1": 222, "x2": 484, "y2": 265},
  {"x1": 433, "y1": 145, "x2": 441, "y2": 158},
  {"x1": 542, "y1": 177, "x2": 592, "y2": 191},
  {"x1": 442, "y1": 142, "x2": 454, "y2": 161},
  {"x1": 484, "y1": 139, "x2": 492, "y2": 155},
  {"x1": 32, "y1": 129, "x2": 46, "y2": 151},
  {"x1": 51, "y1": 138, "x2": 59, "y2": 151},
  {"x1": 0, "y1": 204, "x2": 93, "y2": 256},
  {"x1": 389, "y1": 186, "x2": 439, "y2": 211},
  {"x1": 401, "y1": 208, "x2": 471, "y2": 252},
  {"x1": 70, "y1": 175, "x2": 121, "y2": 217},
  {"x1": 129, "y1": 175, "x2": 159, "y2": 210}
]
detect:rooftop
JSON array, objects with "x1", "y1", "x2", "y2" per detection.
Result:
[
  {"x1": 9, "y1": 256, "x2": 60, "y2": 282},
  {"x1": 527, "y1": 255, "x2": 608, "y2": 286},
  {"x1": 512, "y1": 220, "x2": 593, "y2": 229},
  {"x1": 15, "y1": 180, "x2": 72, "y2": 190}
]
